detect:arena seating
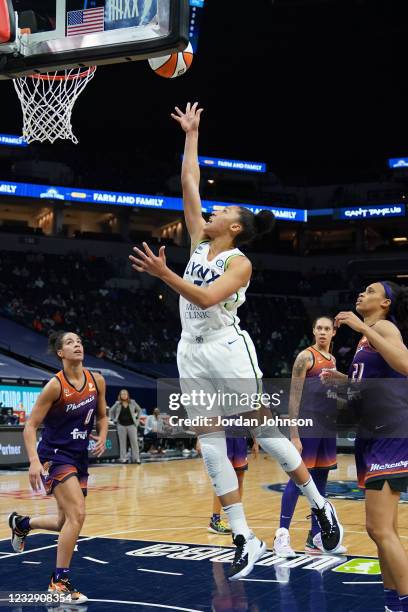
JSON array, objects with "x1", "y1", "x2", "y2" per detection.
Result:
[{"x1": 0, "y1": 249, "x2": 358, "y2": 377}]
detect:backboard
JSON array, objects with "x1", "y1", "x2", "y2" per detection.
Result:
[{"x1": 0, "y1": 0, "x2": 189, "y2": 78}]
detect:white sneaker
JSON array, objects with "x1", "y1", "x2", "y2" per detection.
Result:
[
  {"x1": 8, "y1": 512, "x2": 29, "y2": 553},
  {"x1": 273, "y1": 527, "x2": 297, "y2": 559},
  {"x1": 312, "y1": 531, "x2": 347, "y2": 555},
  {"x1": 227, "y1": 533, "x2": 267, "y2": 581}
]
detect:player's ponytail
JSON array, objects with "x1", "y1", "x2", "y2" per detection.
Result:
[
  {"x1": 235, "y1": 208, "x2": 275, "y2": 246},
  {"x1": 380, "y1": 281, "x2": 408, "y2": 331},
  {"x1": 48, "y1": 330, "x2": 69, "y2": 358}
]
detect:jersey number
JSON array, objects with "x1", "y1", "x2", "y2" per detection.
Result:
[
  {"x1": 352, "y1": 362, "x2": 365, "y2": 382},
  {"x1": 84, "y1": 409, "x2": 94, "y2": 425}
]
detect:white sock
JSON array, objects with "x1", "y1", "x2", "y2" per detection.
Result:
[
  {"x1": 297, "y1": 477, "x2": 325, "y2": 510},
  {"x1": 223, "y1": 502, "x2": 251, "y2": 539}
]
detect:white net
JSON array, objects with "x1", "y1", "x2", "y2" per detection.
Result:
[{"x1": 13, "y1": 67, "x2": 97, "y2": 144}]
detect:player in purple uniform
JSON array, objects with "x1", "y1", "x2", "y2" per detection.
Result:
[
  {"x1": 8, "y1": 331, "x2": 108, "y2": 603},
  {"x1": 274, "y1": 316, "x2": 347, "y2": 557},
  {"x1": 323, "y1": 281, "x2": 408, "y2": 612}
]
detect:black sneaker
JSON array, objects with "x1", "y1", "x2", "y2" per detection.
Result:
[
  {"x1": 8, "y1": 512, "x2": 30, "y2": 552},
  {"x1": 312, "y1": 501, "x2": 344, "y2": 553},
  {"x1": 227, "y1": 533, "x2": 266, "y2": 581}
]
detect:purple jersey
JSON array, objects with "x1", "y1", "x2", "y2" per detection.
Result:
[
  {"x1": 37, "y1": 369, "x2": 98, "y2": 464},
  {"x1": 350, "y1": 335, "x2": 407, "y2": 435},
  {"x1": 351, "y1": 331, "x2": 408, "y2": 488}
]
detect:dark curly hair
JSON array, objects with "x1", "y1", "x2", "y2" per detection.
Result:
[
  {"x1": 48, "y1": 331, "x2": 81, "y2": 359},
  {"x1": 234, "y1": 208, "x2": 276, "y2": 247},
  {"x1": 380, "y1": 281, "x2": 408, "y2": 331}
]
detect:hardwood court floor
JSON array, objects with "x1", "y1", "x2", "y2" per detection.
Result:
[{"x1": 0, "y1": 453, "x2": 407, "y2": 556}]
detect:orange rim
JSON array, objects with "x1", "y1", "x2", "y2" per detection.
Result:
[{"x1": 29, "y1": 66, "x2": 97, "y2": 81}]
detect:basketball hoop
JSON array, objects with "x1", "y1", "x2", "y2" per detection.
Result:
[{"x1": 13, "y1": 66, "x2": 97, "y2": 144}]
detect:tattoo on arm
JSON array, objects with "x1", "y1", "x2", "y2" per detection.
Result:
[
  {"x1": 289, "y1": 351, "x2": 313, "y2": 424},
  {"x1": 293, "y1": 352, "x2": 313, "y2": 376}
]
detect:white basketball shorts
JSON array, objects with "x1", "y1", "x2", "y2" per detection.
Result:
[{"x1": 177, "y1": 325, "x2": 263, "y2": 419}]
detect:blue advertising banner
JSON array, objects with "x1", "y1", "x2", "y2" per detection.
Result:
[
  {"x1": 0, "y1": 180, "x2": 307, "y2": 222},
  {"x1": 0, "y1": 133, "x2": 28, "y2": 147},
  {"x1": 0, "y1": 385, "x2": 42, "y2": 415},
  {"x1": 388, "y1": 158, "x2": 408, "y2": 169},
  {"x1": 338, "y1": 204, "x2": 406, "y2": 220},
  {"x1": 197, "y1": 156, "x2": 266, "y2": 173}
]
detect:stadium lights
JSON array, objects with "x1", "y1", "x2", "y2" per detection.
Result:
[{"x1": 393, "y1": 237, "x2": 408, "y2": 243}]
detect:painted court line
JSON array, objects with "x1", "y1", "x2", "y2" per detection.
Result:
[
  {"x1": 138, "y1": 568, "x2": 183, "y2": 576},
  {"x1": 88, "y1": 599, "x2": 201, "y2": 611},
  {"x1": 342, "y1": 581, "x2": 383, "y2": 585},
  {"x1": 239, "y1": 578, "x2": 281, "y2": 583},
  {"x1": 22, "y1": 561, "x2": 41, "y2": 564},
  {"x1": 83, "y1": 556, "x2": 109, "y2": 564},
  {"x1": 0, "y1": 536, "x2": 90, "y2": 561}
]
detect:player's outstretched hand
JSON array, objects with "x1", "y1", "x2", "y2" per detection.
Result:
[
  {"x1": 130, "y1": 242, "x2": 168, "y2": 278},
  {"x1": 334, "y1": 311, "x2": 365, "y2": 333},
  {"x1": 171, "y1": 101, "x2": 203, "y2": 132},
  {"x1": 320, "y1": 368, "x2": 348, "y2": 386}
]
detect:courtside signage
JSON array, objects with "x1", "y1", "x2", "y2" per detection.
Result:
[
  {"x1": 197, "y1": 156, "x2": 266, "y2": 173},
  {"x1": 388, "y1": 158, "x2": 408, "y2": 169},
  {"x1": 0, "y1": 385, "x2": 42, "y2": 415},
  {"x1": 0, "y1": 133, "x2": 28, "y2": 147},
  {"x1": 338, "y1": 204, "x2": 406, "y2": 220},
  {"x1": 0, "y1": 180, "x2": 307, "y2": 222}
]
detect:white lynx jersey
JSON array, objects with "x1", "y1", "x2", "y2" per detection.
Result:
[{"x1": 179, "y1": 241, "x2": 249, "y2": 335}]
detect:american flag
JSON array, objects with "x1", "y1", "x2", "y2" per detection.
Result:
[{"x1": 67, "y1": 7, "x2": 105, "y2": 37}]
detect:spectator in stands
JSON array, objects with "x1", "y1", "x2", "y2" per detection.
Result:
[
  {"x1": 110, "y1": 389, "x2": 142, "y2": 464},
  {"x1": 144, "y1": 408, "x2": 165, "y2": 454}
]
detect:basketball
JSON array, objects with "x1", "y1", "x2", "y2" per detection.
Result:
[{"x1": 148, "y1": 42, "x2": 193, "y2": 79}]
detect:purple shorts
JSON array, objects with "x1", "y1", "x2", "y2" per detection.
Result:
[
  {"x1": 40, "y1": 459, "x2": 88, "y2": 496},
  {"x1": 226, "y1": 438, "x2": 248, "y2": 471},
  {"x1": 355, "y1": 437, "x2": 408, "y2": 488},
  {"x1": 301, "y1": 437, "x2": 337, "y2": 470}
]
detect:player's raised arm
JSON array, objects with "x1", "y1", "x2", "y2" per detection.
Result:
[
  {"x1": 171, "y1": 102, "x2": 206, "y2": 247},
  {"x1": 130, "y1": 243, "x2": 251, "y2": 309}
]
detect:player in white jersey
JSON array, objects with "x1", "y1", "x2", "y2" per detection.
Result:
[{"x1": 130, "y1": 102, "x2": 344, "y2": 580}]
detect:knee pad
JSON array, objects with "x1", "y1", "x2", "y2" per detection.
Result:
[
  {"x1": 199, "y1": 432, "x2": 238, "y2": 496},
  {"x1": 256, "y1": 435, "x2": 301, "y2": 473}
]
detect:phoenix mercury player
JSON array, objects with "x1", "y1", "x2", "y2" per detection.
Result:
[
  {"x1": 274, "y1": 316, "x2": 347, "y2": 557},
  {"x1": 130, "y1": 102, "x2": 344, "y2": 580},
  {"x1": 9, "y1": 331, "x2": 108, "y2": 603},
  {"x1": 324, "y1": 282, "x2": 408, "y2": 612}
]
